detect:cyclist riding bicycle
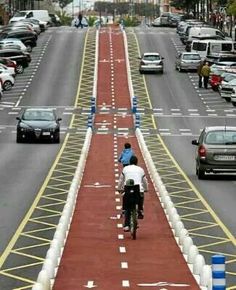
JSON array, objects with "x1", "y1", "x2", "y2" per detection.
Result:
[{"x1": 117, "y1": 155, "x2": 148, "y2": 232}]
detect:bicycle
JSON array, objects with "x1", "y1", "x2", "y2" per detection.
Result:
[{"x1": 123, "y1": 181, "x2": 140, "y2": 240}]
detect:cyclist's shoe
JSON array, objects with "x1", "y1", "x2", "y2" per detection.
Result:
[
  {"x1": 138, "y1": 210, "x2": 144, "y2": 219},
  {"x1": 123, "y1": 226, "x2": 130, "y2": 232}
]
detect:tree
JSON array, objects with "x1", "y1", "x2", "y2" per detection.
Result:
[{"x1": 227, "y1": 0, "x2": 236, "y2": 16}]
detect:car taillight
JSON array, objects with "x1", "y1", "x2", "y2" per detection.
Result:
[{"x1": 198, "y1": 145, "x2": 206, "y2": 158}]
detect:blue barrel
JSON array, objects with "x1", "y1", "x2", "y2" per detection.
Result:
[
  {"x1": 91, "y1": 97, "x2": 96, "y2": 114},
  {"x1": 132, "y1": 97, "x2": 137, "y2": 113}
]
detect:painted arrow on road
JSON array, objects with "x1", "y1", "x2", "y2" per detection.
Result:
[
  {"x1": 137, "y1": 281, "x2": 190, "y2": 287},
  {"x1": 84, "y1": 281, "x2": 97, "y2": 288}
]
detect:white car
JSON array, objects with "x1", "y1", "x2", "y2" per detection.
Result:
[
  {"x1": 0, "y1": 38, "x2": 29, "y2": 52},
  {"x1": 0, "y1": 72, "x2": 15, "y2": 90},
  {"x1": 0, "y1": 63, "x2": 15, "y2": 76}
]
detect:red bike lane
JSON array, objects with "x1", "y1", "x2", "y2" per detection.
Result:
[{"x1": 53, "y1": 26, "x2": 201, "y2": 290}]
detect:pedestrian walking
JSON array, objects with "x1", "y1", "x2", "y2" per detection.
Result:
[
  {"x1": 197, "y1": 60, "x2": 205, "y2": 88},
  {"x1": 201, "y1": 62, "x2": 211, "y2": 89},
  {"x1": 75, "y1": 13, "x2": 83, "y2": 29}
]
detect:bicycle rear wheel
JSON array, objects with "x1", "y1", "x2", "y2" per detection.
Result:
[{"x1": 130, "y1": 209, "x2": 137, "y2": 240}]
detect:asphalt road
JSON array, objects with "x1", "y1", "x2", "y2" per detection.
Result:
[
  {"x1": 135, "y1": 25, "x2": 236, "y2": 236},
  {"x1": 0, "y1": 26, "x2": 86, "y2": 254}
]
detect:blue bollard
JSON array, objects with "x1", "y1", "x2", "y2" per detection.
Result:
[
  {"x1": 91, "y1": 97, "x2": 96, "y2": 114},
  {"x1": 132, "y1": 97, "x2": 137, "y2": 113},
  {"x1": 135, "y1": 114, "x2": 140, "y2": 129},
  {"x1": 87, "y1": 115, "x2": 93, "y2": 128},
  {"x1": 212, "y1": 255, "x2": 226, "y2": 290}
]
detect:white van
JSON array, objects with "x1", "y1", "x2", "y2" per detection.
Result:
[
  {"x1": 9, "y1": 10, "x2": 51, "y2": 24},
  {"x1": 191, "y1": 39, "x2": 236, "y2": 59},
  {"x1": 187, "y1": 26, "x2": 226, "y2": 42}
]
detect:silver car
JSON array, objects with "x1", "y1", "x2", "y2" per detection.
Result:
[
  {"x1": 192, "y1": 126, "x2": 236, "y2": 179},
  {"x1": 175, "y1": 52, "x2": 201, "y2": 72},
  {"x1": 139, "y1": 52, "x2": 164, "y2": 74}
]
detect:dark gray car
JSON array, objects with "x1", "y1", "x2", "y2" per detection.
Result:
[{"x1": 192, "y1": 126, "x2": 236, "y2": 179}]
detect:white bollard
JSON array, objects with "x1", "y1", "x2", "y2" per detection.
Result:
[
  {"x1": 162, "y1": 196, "x2": 172, "y2": 208},
  {"x1": 182, "y1": 236, "x2": 193, "y2": 255},
  {"x1": 187, "y1": 244, "x2": 199, "y2": 264},
  {"x1": 32, "y1": 282, "x2": 44, "y2": 290},
  {"x1": 46, "y1": 248, "x2": 59, "y2": 268},
  {"x1": 51, "y1": 239, "x2": 62, "y2": 258},
  {"x1": 170, "y1": 213, "x2": 181, "y2": 228},
  {"x1": 37, "y1": 270, "x2": 50, "y2": 289},
  {"x1": 53, "y1": 226, "x2": 66, "y2": 248},
  {"x1": 42, "y1": 258, "x2": 55, "y2": 279},
  {"x1": 193, "y1": 254, "x2": 205, "y2": 275},
  {"x1": 174, "y1": 220, "x2": 184, "y2": 237},
  {"x1": 200, "y1": 264, "x2": 212, "y2": 287},
  {"x1": 179, "y1": 228, "x2": 189, "y2": 246}
]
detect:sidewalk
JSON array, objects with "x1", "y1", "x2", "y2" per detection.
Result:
[{"x1": 52, "y1": 26, "x2": 201, "y2": 290}]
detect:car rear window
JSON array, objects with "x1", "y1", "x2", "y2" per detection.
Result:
[
  {"x1": 183, "y1": 54, "x2": 200, "y2": 60},
  {"x1": 143, "y1": 55, "x2": 160, "y2": 61},
  {"x1": 205, "y1": 131, "x2": 236, "y2": 144}
]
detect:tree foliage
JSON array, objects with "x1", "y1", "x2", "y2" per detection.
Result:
[
  {"x1": 58, "y1": 0, "x2": 73, "y2": 10},
  {"x1": 227, "y1": 0, "x2": 236, "y2": 16}
]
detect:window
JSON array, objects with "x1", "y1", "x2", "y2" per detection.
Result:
[
  {"x1": 192, "y1": 42, "x2": 207, "y2": 52},
  {"x1": 206, "y1": 131, "x2": 236, "y2": 144}
]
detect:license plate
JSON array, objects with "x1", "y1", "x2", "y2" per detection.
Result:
[
  {"x1": 42, "y1": 132, "x2": 50, "y2": 136},
  {"x1": 214, "y1": 155, "x2": 235, "y2": 161}
]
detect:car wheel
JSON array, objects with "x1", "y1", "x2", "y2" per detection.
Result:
[
  {"x1": 25, "y1": 44, "x2": 32, "y2": 52},
  {"x1": 3, "y1": 81, "x2": 13, "y2": 91},
  {"x1": 225, "y1": 97, "x2": 231, "y2": 102},
  {"x1": 139, "y1": 70, "x2": 143, "y2": 74},
  {"x1": 197, "y1": 166, "x2": 205, "y2": 180},
  {"x1": 232, "y1": 101, "x2": 236, "y2": 107},
  {"x1": 0, "y1": 92, "x2": 2, "y2": 101},
  {"x1": 16, "y1": 64, "x2": 24, "y2": 74},
  {"x1": 16, "y1": 133, "x2": 23, "y2": 143},
  {"x1": 54, "y1": 133, "x2": 60, "y2": 144}
]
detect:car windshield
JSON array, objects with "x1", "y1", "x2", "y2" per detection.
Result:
[
  {"x1": 23, "y1": 110, "x2": 55, "y2": 121},
  {"x1": 224, "y1": 73, "x2": 236, "y2": 82},
  {"x1": 182, "y1": 54, "x2": 200, "y2": 60},
  {"x1": 205, "y1": 130, "x2": 236, "y2": 144},
  {"x1": 13, "y1": 11, "x2": 27, "y2": 17},
  {"x1": 143, "y1": 55, "x2": 160, "y2": 61}
]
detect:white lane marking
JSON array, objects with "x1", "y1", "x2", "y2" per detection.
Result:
[
  {"x1": 84, "y1": 280, "x2": 97, "y2": 288},
  {"x1": 117, "y1": 224, "x2": 123, "y2": 228},
  {"x1": 118, "y1": 234, "x2": 124, "y2": 240},
  {"x1": 137, "y1": 282, "x2": 190, "y2": 287},
  {"x1": 119, "y1": 247, "x2": 126, "y2": 253},
  {"x1": 122, "y1": 280, "x2": 130, "y2": 287},
  {"x1": 121, "y1": 262, "x2": 128, "y2": 269}
]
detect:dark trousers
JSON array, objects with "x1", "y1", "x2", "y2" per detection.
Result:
[
  {"x1": 203, "y1": 76, "x2": 209, "y2": 89},
  {"x1": 198, "y1": 75, "x2": 202, "y2": 88}
]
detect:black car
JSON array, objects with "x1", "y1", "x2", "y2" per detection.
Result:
[
  {"x1": 16, "y1": 108, "x2": 62, "y2": 143},
  {"x1": 0, "y1": 30, "x2": 37, "y2": 50},
  {"x1": 0, "y1": 49, "x2": 31, "y2": 73}
]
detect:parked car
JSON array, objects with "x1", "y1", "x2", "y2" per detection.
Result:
[
  {"x1": 0, "y1": 48, "x2": 31, "y2": 73},
  {"x1": 16, "y1": 108, "x2": 62, "y2": 143},
  {"x1": 49, "y1": 13, "x2": 61, "y2": 26},
  {"x1": 192, "y1": 126, "x2": 236, "y2": 179},
  {"x1": 206, "y1": 52, "x2": 236, "y2": 66},
  {"x1": 0, "y1": 30, "x2": 37, "y2": 51},
  {"x1": 219, "y1": 74, "x2": 236, "y2": 102},
  {"x1": 0, "y1": 63, "x2": 15, "y2": 76},
  {"x1": 0, "y1": 38, "x2": 29, "y2": 52},
  {"x1": 0, "y1": 57, "x2": 17, "y2": 73},
  {"x1": 0, "y1": 71, "x2": 15, "y2": 90},
  {"x1": 18, "y1": 19, "x2": 41, "y2": 34},
  {"x1": 175, "y1": 52, "x2": 201, "y2": 72},
  {"x1": 139, "y1": 52, "x2": 164, "y2": 74},
  {"x1": 0, "y1": 81, "x2": 3, "y2": 100},
  {"x1": 151, "y1": 17, "x2": 161, "y2": 27},
  {"x1": 231, "y1": 88, "x2": 236, "y2": 106}
]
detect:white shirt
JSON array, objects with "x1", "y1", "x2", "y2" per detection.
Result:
[{"x1": 118, "y1": 164, "x2": 148, "y2": 192}]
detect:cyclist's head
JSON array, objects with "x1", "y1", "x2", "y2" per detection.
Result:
[
  {"x1": 130, "y1": 155, "x2": 138, "y2": 165},
  {"x1": 124, "y1": 142, "x2": 131, "y2": 149}
]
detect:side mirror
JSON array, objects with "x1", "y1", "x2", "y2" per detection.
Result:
[
  {"x1": 57, "y1": 118, "x2": 62, "y2": 122},
  {"x1": 162, "y1": 57, "x2": 165, "y2": 59},
  {"x1": 16, "y1": 117, "x2": 20, "y2": 120},
  {"x1": 192, "y1": 140, "x2": 199, "y2": 145}
]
